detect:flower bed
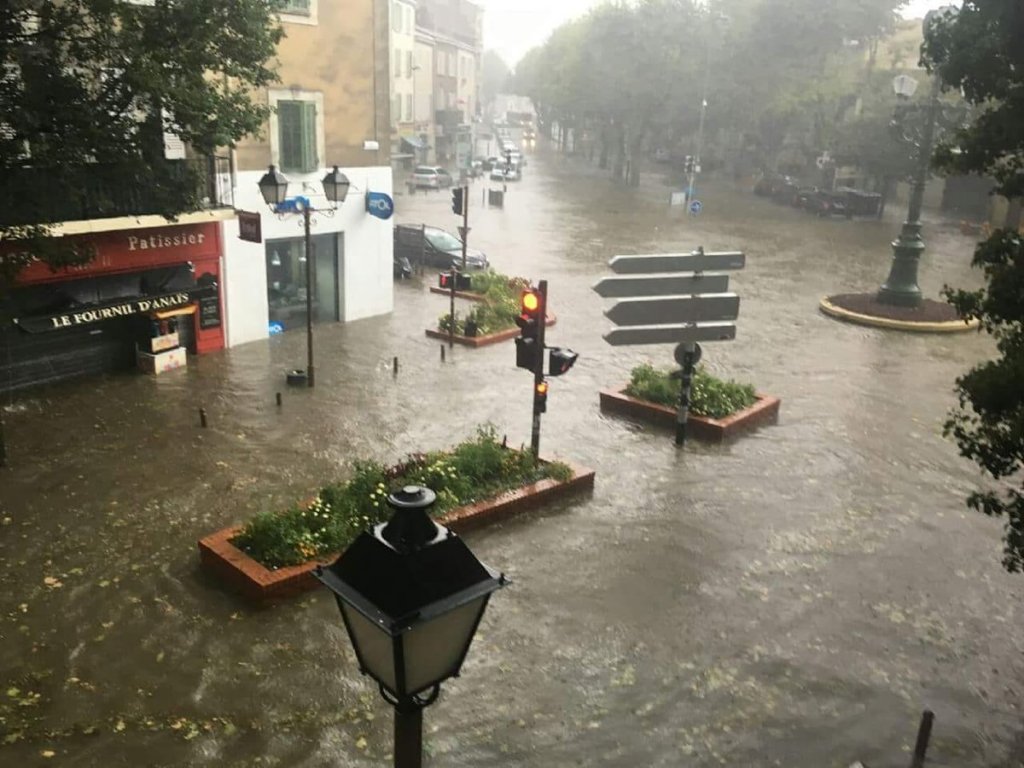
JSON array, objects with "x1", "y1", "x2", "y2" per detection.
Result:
[
  {"x1": 427, "y1": 270, "x2": 556, "y2": 345},
  {"x1": 599, "y1": 364, "x2": 780, "y2": 442},
  {"x1": 198, "y1": 427, "x2": 595, "y2": 604}
]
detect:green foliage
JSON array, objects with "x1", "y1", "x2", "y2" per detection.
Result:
[
  {"x1": 0, "y1": 0, "x2": 282, "y2": 292},
  {"x1": 929, "y1": 2, "x2": 1024, "y2": 573},
  {"x1": 439, "y1": 270, "x2": 529, "y2": 336},
  {"x1": 625, "y1": 363, "x2": 758, "y2": 419},
  {"x1": 233, "y1": 425, "x2": 570, "y2": 568}
]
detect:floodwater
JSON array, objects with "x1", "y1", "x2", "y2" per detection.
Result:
[{"x1": 1, "y1": 147, "x2": 1021, "y2": 767}]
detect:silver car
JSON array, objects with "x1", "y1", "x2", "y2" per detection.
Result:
[{"x1": 410, "y1": 166, "x2": 453, "y2": 189}]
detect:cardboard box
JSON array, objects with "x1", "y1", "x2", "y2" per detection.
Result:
[
  {"x1": 138, "y1": 346, "x2": 187, "y2": 375},
  {"x1": 149, "y1": 332, "x2": 180, "y2": 353}
]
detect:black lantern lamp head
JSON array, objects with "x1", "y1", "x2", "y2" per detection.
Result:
[
  {"x1": 258, "y1": 165, "x2": 289, "y2": 206},
  {"x1": 316, "y1": 485, "x2": 506, "y2": 708},
  {"x1": 322, "y1": 166, "x2": 351, "y2": 206}
]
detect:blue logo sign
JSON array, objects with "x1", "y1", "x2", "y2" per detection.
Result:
[
  {"x1": 269, "y1": 321, "x2": 285, "y2": 335},
  {"x1": 274, "y1": 196, "x2": 311, "y2": 214},
  {"x1": 689, "y1": 199, "x2": 703, "y2": 215},
  {"x1": 366, "y1": 191, "x2": 395, "y2": 220}
]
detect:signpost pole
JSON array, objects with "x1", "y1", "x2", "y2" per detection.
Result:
[
  {"x1": 675, "y1": 342, "x2": 700, "y2": 447},
  {"x1": 530, "y1": 280, "x2": 548, "y2": 461}
]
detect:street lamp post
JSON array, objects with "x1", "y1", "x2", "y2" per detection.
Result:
[
  {"x1": 877, "y1": 74, "x2": 942, "y2": 307},
  {"x1": 258, "y1": 165, "x2": 350, "y2": 388},
  {"x1": 877, "y1": 6, "x2": 959, "y2": 307},
  {"x1": 315, "y1": 485, "x2": 507, "y2": 768}
]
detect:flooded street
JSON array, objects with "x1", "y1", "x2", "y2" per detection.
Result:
[{"x1": 1, "y1": 147, "x2": 1021, "y2": 767}]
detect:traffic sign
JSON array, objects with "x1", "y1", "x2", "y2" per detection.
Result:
[
  {"x1": 591, "y1": 273, "x2": 729, "y2": 298},
  {"x1": 603, "y1": 323, "x2": 736, "y2": 346},
  {"x1": 609, "y1": 250, "x2": 745, "y2": 274},
  {"x1": 674, "y1": 341, "x2": 702, "y2": 366},
  {"x1": 689, "y1": 200, "x2": 703, "y2": 215},
  {"x1": 604, "y1": 293, "x2": 740, "y2": 326}
]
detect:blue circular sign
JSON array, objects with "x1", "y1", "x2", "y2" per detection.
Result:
[{"x1": 689, "y1": 199, "x2": 703, "y2": 214}]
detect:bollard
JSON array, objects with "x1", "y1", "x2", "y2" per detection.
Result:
[
  {"x1": 440, "y1": 345, "x2": 446, "y2": 362},
  {"x1": 393, "y1": 356, "x2": 399, "y2": 377},
  {"x1": 199, "y1": 408, "x2": 208, "y2": 428},
  {"x1": 276, "y1": 392, "x2": 282, "y2": 407},
  {"x1": 910, "y1": 710, "x2": 934, "y2": 768}
]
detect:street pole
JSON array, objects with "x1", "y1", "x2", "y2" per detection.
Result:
[
  {"x1": 675, "y1": 342, "x2": 698, "y2": 447},
  {"x1": 878, "y1": 77, "x2": 941, "y2": 308},
  {"x1": 303, "y1": 205, "x2": 315, "y2": 387},
  {"x1": 688, "y1": 30, "x2": 711, "y2": 202},
  {"x1": 393, "y1": 705, "x2": 423, "y2": 768},
  {"x1": 530, "y1": 280, "x2": 548, "y2": 461}
]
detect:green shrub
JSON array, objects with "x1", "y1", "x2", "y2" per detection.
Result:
[
  {"x1": 625, "y1": 363, "x2": 757, "y2": 419},
  {"x1": 438, "y1": 270, "x2": 529, "y2": 335},
  {"x1": 232, "y1": 424, "x2": 571, "y2": 569}
]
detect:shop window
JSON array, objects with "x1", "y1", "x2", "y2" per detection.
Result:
[
  {"x1": 280, "y1": 0, "x2": 313, "y2": 18},
  {"x1": 265, "y1": 234, "x2": 339, "y2": 330}
]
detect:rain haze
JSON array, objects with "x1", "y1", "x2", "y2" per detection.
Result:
[{"x1": 484, "y1": 0, "x2": 960, "y2": 66}]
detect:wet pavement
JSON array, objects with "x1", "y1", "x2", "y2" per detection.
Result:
[{"x1": 1, "y1": 146, "x2": 1021, "y2": 767}]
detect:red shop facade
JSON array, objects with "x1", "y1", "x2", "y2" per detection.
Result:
[{"x1": 0, "y1": 222, "x2": 224, "y2": 393}]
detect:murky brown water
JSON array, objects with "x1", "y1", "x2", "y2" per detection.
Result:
[{"x1": 1, "y1": 146, "x2": 1021, "y2": 767}]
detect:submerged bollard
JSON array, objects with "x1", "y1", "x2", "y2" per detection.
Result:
[
  {"x1": 910, "y1": 710, "x2": 935, "y2": 768},
  {"x1": 276, "y1": 392, "x2": 282, "y2": 407},
  {"x1": 199, "y1": 408, "x2": 208, "y2": 429},
  {"x1": 440, "y1": 345, "x2": 446, "y2": 362},
  {"x1": 393, "y1": 356, "x2": 399, "y2": 377}
]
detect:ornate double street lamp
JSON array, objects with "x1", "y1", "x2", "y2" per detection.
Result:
[
  {"x1": 257, "y1": 165, "x2": 351, "y2": 387},
  {"x1": 877, "y1": 7, "x2": 960, "y2": 307},
  {"x1": 315, "y1": 485, "x2": 507, "y2": 768}
]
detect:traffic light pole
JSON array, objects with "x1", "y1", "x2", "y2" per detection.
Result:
[
  {"x1": 530, "y1": 280, "x2": 548, "y2": 461},
  {"x1": 448, "y1": 186, "x2": 470, "y2": 349}
]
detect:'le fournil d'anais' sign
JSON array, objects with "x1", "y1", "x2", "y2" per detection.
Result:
[{"x1": 14, "y1": 291, "x2": 193, "y2": 334}]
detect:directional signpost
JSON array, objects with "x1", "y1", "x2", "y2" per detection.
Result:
[{"x1": 593, "y1": 247, "x2": 746, "y2": 447}]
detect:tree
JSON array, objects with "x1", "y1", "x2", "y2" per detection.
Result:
[
  {"x1": 926, "y1": 1, "x2": 1024, "y2": 572},
  {"x1": 480, "y1": 50, "x2": 511, "y2": 113},
  {"x1": 0, "y1": 0, "x2": 283, "y2": 295}
]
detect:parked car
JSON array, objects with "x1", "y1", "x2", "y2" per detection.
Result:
[
  {"x1": 393, "y1": 224, "x2": 490, "y2": 271},
  {"x1": 793, "y1": 186, "x2": 819, "y2": 208},
  {"x1": 770, "y1": 177, "x2": 800, "y2": 205},
  {"x1": 410, "y1": 166, "x2": 453, "y2": 189},
  {"x1": 804, "y1": 189, "x2": 849, "y2": 217},
  {"x1": 754, "y1": 172, "x2": 795, "y2": 198},
  {"x1": 835, "y1": 186, "x2": 883, "y2": 217},
  {"x1": 490, "y1": 166, "x2": 508, "y2": 182}
]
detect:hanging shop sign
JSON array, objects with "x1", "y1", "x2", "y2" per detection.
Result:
[
  {"x1": 237, "y1": 211, "x2": 263, "y2": 243},
  {"x1": 365, "y1": 191, "x2": 395, "y2": 220},
  {"x1": 13, "y1": 290, "x2": 195, "y2": 333}
]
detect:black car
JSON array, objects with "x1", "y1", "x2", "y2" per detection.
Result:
[
  {"x1": 393, "y1": 224, "x2": 490, "y2": 272},
  {"x1": 804, "y1": 189, "x2": 849, "y2": 217}
]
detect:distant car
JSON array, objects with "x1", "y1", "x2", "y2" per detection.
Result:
[
  {"x1": 805, "y1": 189, "x2": 849, "y2": 217},
  {"x1": 410, "y1": 166, "x2": 453, "y2": 189},
  {"x1": 793, "y1": 186, "x2": 819, "y2": 208},
  {"x1": 393, "y1": 224, "x2": 490, "y2": 271},
  {"x1": 490, "y1": 166, "x2": 508, "y2": 182},
  {"x1": 482, "y1": 156, "x2": 498, "y2": 171},
  {"x1": 754, "y1": 172, "x2": 794, "y2": 198}
]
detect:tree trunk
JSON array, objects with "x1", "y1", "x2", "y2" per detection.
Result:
[
  {"x1": 613, "y1": 126, "x2": 625, "y2": 181},
  {"x1": 599, "y1": 126, "x2": 609, "y2": 169}
]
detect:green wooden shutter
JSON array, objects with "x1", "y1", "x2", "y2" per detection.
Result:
[
  {"x1": 300, "y1": 101, "x2": 317, "y2": 172},
  {"x1": 278, "y1": 101, "x2": 302, "y2": 172}
]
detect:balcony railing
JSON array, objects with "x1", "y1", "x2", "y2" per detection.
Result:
[{"x1": 0, "y1": 156, "x2": 234, "y2": 228}]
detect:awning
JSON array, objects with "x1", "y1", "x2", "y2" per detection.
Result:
[{"x1": 401, "y1": 136, "x2": 428, "y2": 151}]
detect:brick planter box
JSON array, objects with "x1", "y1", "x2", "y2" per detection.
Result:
[
  {"x1": 599, "y1": 388, "x2": 780, "y2": 443},
  {"x1": 198, "y1": 460, "x2": 595, "y2": 605},
  {"x1": 425, "y1": 313, "x2": 557, "y2": 348}
]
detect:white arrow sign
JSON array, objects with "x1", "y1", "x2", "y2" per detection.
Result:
[
  {"x1": 604, "y1": 293, "x2": 740, "y2": 326},
  {"x1": 603, "y1": 323, "x2": 737, "y2": 346},
  {"x1": 592, "y1": 273, "x2": 730, "y2": 298},
  {"x1": 609, "y1": 251, "x2": 745, "y2": 274}
]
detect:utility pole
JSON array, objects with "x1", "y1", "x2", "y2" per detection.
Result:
[{"x1": 530, "y1": 280, "x2": 548, "y2": 460}]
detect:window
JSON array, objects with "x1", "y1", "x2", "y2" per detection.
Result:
[
  {"x1": 392, "y1": 1, "x2": 401, "y2": 32},
  {"x1": 406, "y1": 51, "x2": 413, "y2": 78},
  {"x1": 449, "y1": 53, "x2": 456, "y2": 76},
  {"x1": 436, "y1": 52, "x2": 444, "y2": 76},
  {"x1": 392, "y1": 96, "x2": 401, "y2": 126},
  {"x1": 405, "y1": 95, "x2": 413, "y2": 123},
  {"x1": 277, "y1": 100, "x2": 317, "y2": 173}
]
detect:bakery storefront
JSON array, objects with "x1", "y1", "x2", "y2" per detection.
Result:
[{"x1": 0, "y1": 222, "x2": 224, "y2": 393}]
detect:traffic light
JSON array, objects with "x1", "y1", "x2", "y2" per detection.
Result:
[
  {"x1": 548, "y1": 347, "x2": 578, "y2": 377},
  {"x1": 439, "y1": 272, "x2": 472, "y2": 290},
  {"x1": 684, "y1": 155, "x2": 695, "y2": 174},
  {"x1": 515, "y1": 288, "x2": 542, "y2": 341},
  {"x1": 534, "y1": 379, "x2": 549, "y2": 413},
  {"x1": 451, "y1": 186, "x2": 465, "y2": 216}
]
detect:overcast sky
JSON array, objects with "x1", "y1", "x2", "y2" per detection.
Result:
[{"x1": 482, "y1": 0, "x2": 958, "y2": 69}]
